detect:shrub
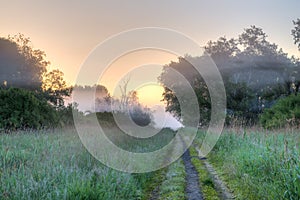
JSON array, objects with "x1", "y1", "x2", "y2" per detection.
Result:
[
  {"x1": 0, "y1": 88, "x2": 58, "y2": 131},
  {"x1": 58, "y1": 103, "x2": 84, "y2": 127},
  {"x1": 260, "y1": 94, "x2": 300, "y2": 129},
  {"x1": 129, "y1": 105, "x2": 152, "y2": 127}
]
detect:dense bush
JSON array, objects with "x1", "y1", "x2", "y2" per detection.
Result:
[
  {"x1": 57, "y1": 103, "x2": 84, "y2": 127},
  {"x1": 129, "y1": 106, "x2": 152, "y2": 127},
  {"x1": 260, "y1": 94, "x2": 300, "y2": 129},
  {"x1": 0, "y1": 88, "x2": 58, "y2": 131}
]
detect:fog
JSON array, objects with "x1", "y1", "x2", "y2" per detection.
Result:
[
  {"x1": 151, "y1": 105, "x2": 184, "y2": 131},
  {"x1": 67, "y1": 89, "x2": 183, "y2": 131}
]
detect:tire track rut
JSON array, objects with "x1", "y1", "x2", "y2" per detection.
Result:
[{"x1": 182, "y1": 149, "x2": 203, "y2": 200}]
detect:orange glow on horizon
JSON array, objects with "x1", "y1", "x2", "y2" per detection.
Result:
[
  {"x1": 98, "y1": 49, "x2": 177, "y2": 107},
  {"x1": 136, "y1": 84, "x2": 165, "y2": 107}
]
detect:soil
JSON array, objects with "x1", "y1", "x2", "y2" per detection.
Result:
[
  {"x1": 195, "y1": 147, "x2": 234, "y2": 200},
  {"x1": 202, "y1": 160, "x2": 234, "y2": 199},
  {"x1": 182, "y1": 150, "x2": 204, "y2": 200}
]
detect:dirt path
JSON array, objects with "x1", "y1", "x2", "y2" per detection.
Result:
[
  {"x1": 182, "y1": 150, "x2": 203, "y2": 200},
  {"x1": 202, "y1": 160, "x2": 234, "y2": 199},
  {"x1": 149, "y1": 133, "x2": 204, "y2": 200},
  {"x1": 195, "y1": 147, "x2": 234, "y2": 200}
]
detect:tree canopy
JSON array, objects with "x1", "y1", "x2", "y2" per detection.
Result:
[
  {"x1": 159, "y1": 25, "x2": 300, "y2": 126},
  {"x1": 0, "y1": 34, "x2": 71, "y2": 106},
  {"x1": 42, "y1": 69, "x2": 72, "y2": 108},
  {"x1": 0, "y1": 34, "x2": 49, "y2": 89},
  {"x1": 292, "y1": 18, "x2": 300, "y2": 51},
  {"x1": 0, "y1": 34, "x2": 72, "y2": 130}
]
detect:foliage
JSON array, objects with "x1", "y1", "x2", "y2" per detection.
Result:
[
  {"x1": 0, "y1": 34, "x2": 71, "y2": 109},
  {"x1": 0, "y1": 34, "x2": 74, "y2": 130},
  {"x1": 129, "y1": 105, "x2": 152, "y2": 126},
  {"x1": 57, "y1": 103, "x2": 84, "y2": 127},
  {"x1": 205, "y1": 36, "x2": 239, "y2": 61},
  {"x1": 260, "y1": 94, "x2": 300, "y2": 129},
  {"x1": 88, "y1": 111, "x2": 149, "y2": 129},
  {"x1": 292, "y1": 18, "x2": 300, "y2": 51},
  {"x1": 0, "y1": 34, "x2": 49, "y2": 89},
  {"x1": 225, "y1": 81, "x2": 257, "y2": 126},
  {"x1": 0, "y1": 88, "x2": 58, "y2": 131},
  {"x1": 226, "y1": 82, "x2": 254, "y2": 113},
  {"x1": 159, "y1": 25, "x2": 298, "y2": 126},
  {"x1": 42, "y1": 69, "x2": 72, "y2": 108},
  {"x1": 238, "y1": 25, "x2": 268, "y2": 55},
  {"x1": 159, "y1": 56, "x2": 211, "y2": 126}
]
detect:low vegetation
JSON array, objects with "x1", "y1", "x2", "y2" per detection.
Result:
[
  {"x1": 260, "y1": 94, "x2": 300, "y2": 129},
  {"x1": 0, "y1": 88, "x2": 58, "y2": 130},
  {"x1": 159, "y1": 159, "x2": 186, "y2": 200},
  {"x1": 0, "y1": 127, "x2": 177, "y2": 200},
  {"x1": 189, "y1": 147, "x2": 220, "y2": 200},
  {"x1": 196, "y1": 130, "x2": 300, "y2": 200}
]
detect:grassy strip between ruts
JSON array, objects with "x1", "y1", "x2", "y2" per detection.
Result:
[
  {"x1": 158, "y1": 158, "x2": 186, "y2": 200},
  {"x1": 141, "y1": 168, "x2": 167, "y2": 200},
  {"x1": 189, "y1": 146, "x2": 220, "y2": 200}
]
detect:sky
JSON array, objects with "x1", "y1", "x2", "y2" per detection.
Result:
[{"x1": 1, "y1": 0, "x2": 300, "y2": 106}]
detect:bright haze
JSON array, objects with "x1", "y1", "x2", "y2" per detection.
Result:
[{"x1": 1, "y1": 0, "x2": 300, "y2": 115}]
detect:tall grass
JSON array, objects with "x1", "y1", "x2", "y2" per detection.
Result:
[
  {"x1": 0, "y1": 127, "x2": 176, "y2": 199},
  {"x1": 195, "y1": 130, "x2": 300, "y2": 200}
]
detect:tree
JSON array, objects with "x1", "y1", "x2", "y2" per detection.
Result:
[
  {"x1": 129, "y1": 105, "x2": 151, "y2": 126},
  {"x1": 238, "y1": 25, "x2": 268, "y2": 55},
  {"x1": 292, "y1": 18, "x2": 300, "y2": 51},
  {"x1": 0, "y1": 34, "x2": 49, "y2": 89},
  {"x1": 159, "y1": 56, "x2": 211, "y2": 125},
  {"x1": 0, "y1": 34, "x2": 73, "y2": 130},
  {"x1": 160, "y1": 25, "x2": 297, "y2": 126},
  {"x1": 225, "y1": 81, "x2": 256, "y2": 125},
  {"x1": 58, "y1": 103, "x2": 84, "y2": 126},
  {"x1": 205, "y1": 36, "x2": 239, "y2": 64},
  {"x1": 161, "y1": 87, "x2": 181, "y2": 116},
  {"x1": 205, "y1": 36, "x2": 241, "y2": 80},
  {"x1": 113, "y1": 78, "x2": 152, "y2": 126},
  {"x1": 42, "y1": 69, "x2": 72, "y2": 108},
  {"x1": 118, "y1": 77, "x2": 131, "y2": 111},
  {"x1": 118, "y1": 77, "x2": 143, "y2": 111},
  {"x1": 0, "y1": 38, "x2": 24, "y2": 87}
]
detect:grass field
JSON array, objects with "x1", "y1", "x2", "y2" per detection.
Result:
[
  {"x1": 0, "y1": 127, "x2": 175, "y2": 200},
  {"x1": 194, "y1": 129, "x2": 300, "y2": 200},
  {"x1": 1, "y1": 126, "x2": 299, "y2": 199}
]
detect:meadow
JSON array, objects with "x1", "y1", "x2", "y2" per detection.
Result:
[
  {"x1": 0, "y1": 127, "x2": 175, "y2": 200},
  {"x1": 0, "y1": 126, "x2": 299, "y2": 199},
  {"x1": 194, "y1": 129, "x2": 300, "y2": 200}
]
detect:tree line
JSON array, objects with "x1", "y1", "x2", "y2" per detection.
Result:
[
  {"x1": 159, "y1": 20, "x2": 300, "y2": 128},
  {"x1": 1, "y1": 19, "x2": 299, "y2": 131},
  {"x1": 0, "y1": 34, "x2": 152, "y2": 131},
  {"x1": 0, "y1": 34, "x2": 75, "y2": 131}
]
